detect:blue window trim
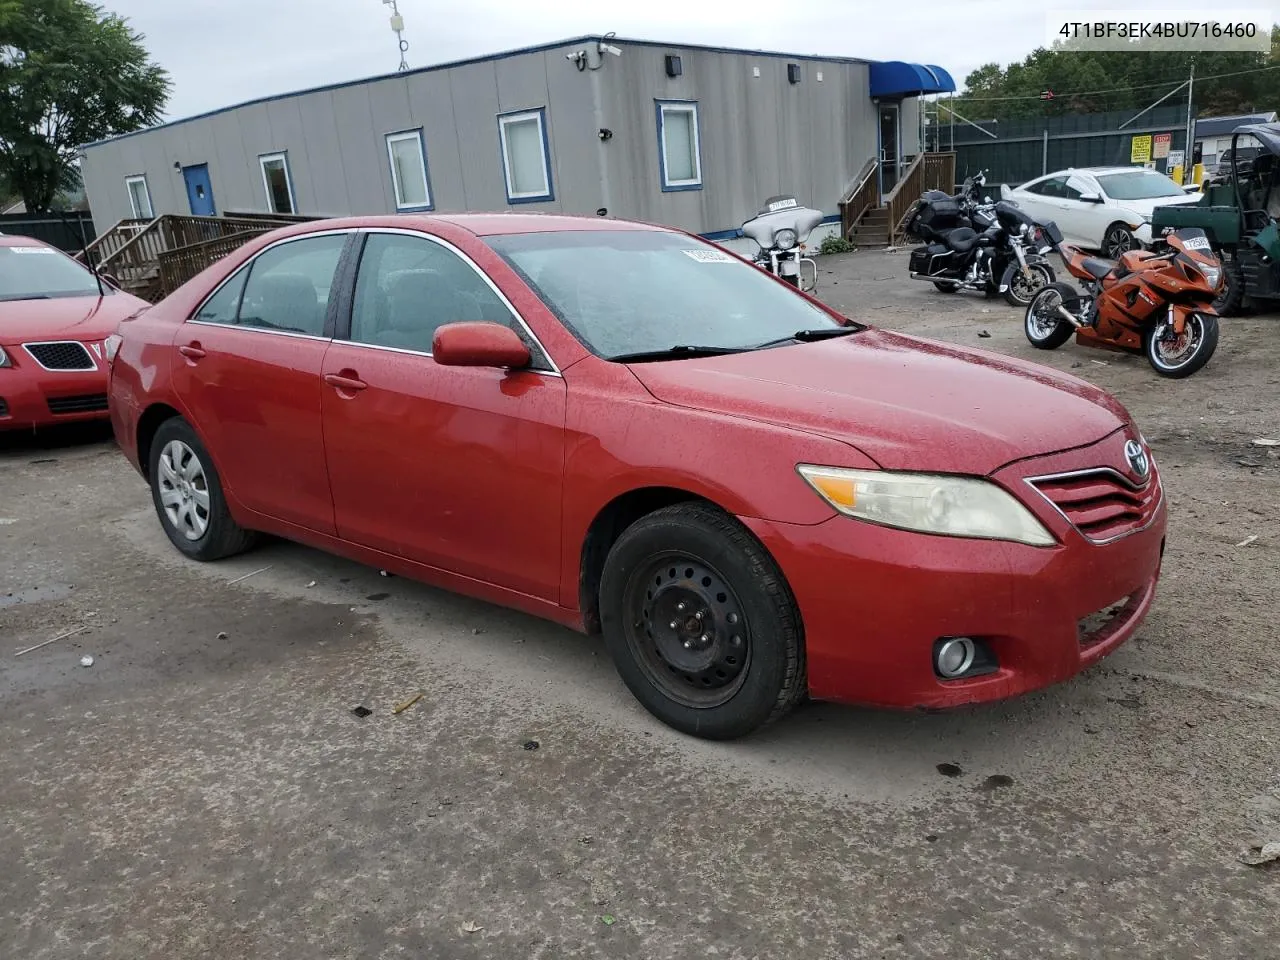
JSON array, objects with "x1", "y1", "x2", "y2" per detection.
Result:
[
  {"x1": 384, "y1": 127, "x2": 435, "y2": 212},
  {"x1": 257, "y1": 150, "x2": 298, "y2": 214},
  {"x1": 497, "y1": 107, "x2": 555, "y2": 204},
  {"x1": 655, "y1": 100, "x2": 703, "y2": 192}
]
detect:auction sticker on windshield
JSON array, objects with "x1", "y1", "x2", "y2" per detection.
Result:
[
  {"x1": 1182, "y1": 235, "x2": 1212, "y2": 250},
  {"x1": 9, "y1": 247, "x2": 57, "y2": 254},
  {"x1": 683, "y1": 249, "x2": 735, "y2": 263}
]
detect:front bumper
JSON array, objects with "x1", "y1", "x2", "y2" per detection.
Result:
[
  {"x1": 0, "y1": 352, "x2": 110, "y2": 431},
  {"x1": 743, "y1": 434, "x2": 1167, "y2": 710},
  {"x1": 1134, "y1": 223, "x2": 1155, "y2": 247}
]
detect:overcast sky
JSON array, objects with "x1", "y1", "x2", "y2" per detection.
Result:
[{"x1": 107, "y1": 0, "x2": 1186, "y2": 121}]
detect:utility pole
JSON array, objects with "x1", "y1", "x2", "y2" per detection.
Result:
[
  {"x1": 1184, "y1": 61, "x2": 1195, "y2": 184},
  {"x1": 383, "y1": 0, "x2": 409, "y2": 72}
]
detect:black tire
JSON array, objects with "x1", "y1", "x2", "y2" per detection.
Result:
[
  {"x1": 933, "y1": 281, "x2": 959, "y2": 293},
  {"x1": 149, "y1": 417, "x2": 255, "y2": 561},
  {"x1": 1145, "y1": 312, "x2": 1219, "y2": 379},
  {"x1": 1003, "y1": 262, "x2": 1056, "y2": 307},
  {"x1": 1103, "y1": 223, "x2": 1136, "y2": 259},
  {"x1": 598, "y1": 502, "x2": 805, "y2": 740},
  {"x1": 1024, "y1": 282, "x2": 1078, "y2": 350},
  {"x1": 1213, "y1": 256, "x2": 1245, "y2": 316}
]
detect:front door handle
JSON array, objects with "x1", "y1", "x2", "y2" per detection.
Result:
[
  {"x1": 178, "y1": 343, "x2": 206, "y2": 361},
  {"x1": 324, "y1": 371, "x2": 368, "y2": 392}
]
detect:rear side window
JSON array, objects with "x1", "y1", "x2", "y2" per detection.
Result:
[{"x1": 236, "y1": 235, "x2": 346, "y2": 336}]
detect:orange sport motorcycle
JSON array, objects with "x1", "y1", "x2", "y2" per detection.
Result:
[{"x1": 1024, "y1": 223, "x2": 1222, "y2": 378}]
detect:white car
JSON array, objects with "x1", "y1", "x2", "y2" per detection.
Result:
[{"x1": 1002, "y1": 167, "x2": 1202, "y2": 259}]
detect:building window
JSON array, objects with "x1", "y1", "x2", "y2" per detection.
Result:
[
  {"x1": 385, "y1": 130, "x2": 433, "y2": 211},
  {"x1": 125, "y1": 175, "x2": 153, "y2": 218},
  {"x1": 258, "y1": 152, "x2": 296, "y2": 214},
  {"x1": 497, "y1": 108, "x2": 554, "y2": 203},
  {"x1": 656, "y1": 101, "x2": 702, "y2": 191}
]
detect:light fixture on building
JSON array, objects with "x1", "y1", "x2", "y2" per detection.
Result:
[
  {"x1": 598, "y1": 128, "x2": 613, "y2": 141},
  {"x1": 787, "y1": 63, "x2": 801, "y2": 84},
  {"x1": 665, "y1": 54, "x2": 682, "y2": 77}
]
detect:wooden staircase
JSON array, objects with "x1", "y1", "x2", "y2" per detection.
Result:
[{"x1": 838, "y1": 151, "x2": 957, "y2": 249}]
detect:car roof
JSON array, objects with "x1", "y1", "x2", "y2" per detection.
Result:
[{"x1": 270, "y1": 212, "x2": 670, "y2": 238}]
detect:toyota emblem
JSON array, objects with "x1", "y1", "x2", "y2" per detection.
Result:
[{"x1": 1124, "y1": 439, "x2": 1150, "y2": 479}]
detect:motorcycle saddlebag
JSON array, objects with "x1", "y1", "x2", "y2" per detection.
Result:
[{"x1": 909, "y1": 244, "x2": 950, "y2": 273}]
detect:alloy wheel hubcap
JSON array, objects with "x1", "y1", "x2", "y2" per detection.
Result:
[
  {"x1": 158, "y1": 439, "x2": 210, "y2": 541},
  {"x1": 1029, "y1": 290, "x2": 1063, "y2": 338}
]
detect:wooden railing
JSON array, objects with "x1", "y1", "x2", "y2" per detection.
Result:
[
  {"x1": 156, "y1": 229, "x2": 270, "y2": 299},
  {"x1": 883, "y1": 152, "x2": 959, "y2": 245},
  {"x1": 77, "y1": 217, "x2": 150, "y2": 269},
  {"x1": 837, "y1": 156, "x2": 879, "y2": 240},
  {"x1": 922, "y1": 152, "x2": 957, "y2": 194}
]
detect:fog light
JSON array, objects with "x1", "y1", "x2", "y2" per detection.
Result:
[{"x1": 934, "y1": 637, "x2": 976, "y2": 678}]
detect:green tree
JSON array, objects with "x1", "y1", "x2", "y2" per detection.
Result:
[
  {"x1": 954, "y1": 24, "x2": 1279, "y2": 120},
  {"x1": 0, "y1": 0, "x2": 168, "y2": 213}
]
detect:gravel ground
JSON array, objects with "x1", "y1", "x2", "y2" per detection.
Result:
[{"x1": 2, "y1": 248, "x2": 1278, "y2": 959}]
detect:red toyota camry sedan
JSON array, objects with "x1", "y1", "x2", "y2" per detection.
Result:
[
  {"x1": 107, "y1": 214, "x2": 1166, "y2": 739},
  {"x1": 1, "y1": 235, "x2": 149, "y2": 432}
]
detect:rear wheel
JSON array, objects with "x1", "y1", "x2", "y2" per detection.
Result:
[
  {"x1": 149, "y1": 418, "x2": 255, "y2": 561},
  {"x1": 1213, "y1": 256, "x2": 1245, "y2": 316},
  {"x1": 598, "y1": 502, "x2": 804, "y2": 740},
  {"x1": 1004, "y1": 262, "x2": 1056, "y2": 307},
  {"x1": 1024, "y1": 282, "x2": 1078, "y2": 349},
  {"x1": 1145, "y1": 312, "x2": 1219, "y2": 378}
]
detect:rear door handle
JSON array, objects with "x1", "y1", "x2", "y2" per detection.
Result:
[
  {"x1": 178, "y1": 343, "x2": 206, "y2": 361},
  {"x1": 324, "y1": 372, "x2": 368, "y2": 392}
]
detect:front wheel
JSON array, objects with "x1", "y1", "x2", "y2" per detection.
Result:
[
  {"x1": 1004, "y1": 262, "x2": 1056, "y2": 306},
  {"x1": 598, "y1": 502, "x2": 805, "y2": 740},
  {"x1": 1024, "y1": 282, "x2": 1078, "y2": 349},
  {"x1": 1103, "y1": 223, "x2": 1136, "y2": 259},
  {"x1": 1146, "y1": 312, "x2": 1219, "y2": 378}
]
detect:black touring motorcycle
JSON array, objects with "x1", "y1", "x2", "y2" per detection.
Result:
[{"x1": 904, "y1": 177, "x2": 1056, "y2": 306}]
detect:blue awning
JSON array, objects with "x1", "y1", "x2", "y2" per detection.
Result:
[{"x1": 869, "y1": 61, "x2": 956, "y2": 98}]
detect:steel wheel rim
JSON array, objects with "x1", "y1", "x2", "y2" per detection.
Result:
[
  {"x1": 157, "y1": 439, "x2": 210, "y2": 541},
  {"x1": 1105, "y1": 227, "x2": 1133, "y2": 259},
  {"x1": 1011, "y1": 266, "x2": 1048, "y2": 303},
  {"x1": 1027, "y1": 288, "x2": 1063, "y2": 340},
  {"x1": 1152, "y1": 315, "x2": 1203, "y2": 368},
  {"x1": 622, "y1": 552, "x2": 751, "y2": 709}
]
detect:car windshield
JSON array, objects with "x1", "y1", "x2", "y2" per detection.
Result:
[
  {"x1": 0, "y1": 245, "x2": 104, "y2": 302},
  {"x1": 484, "y1": 230, "x2": 846, "y2": 359},
  {"x1": 1095, "y1": 171, "x2": 1187, "y2": 200}
]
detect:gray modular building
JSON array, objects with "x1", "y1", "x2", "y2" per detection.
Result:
[{"x1": 79, "y1": 36, "x2": 954, "y2": 246}]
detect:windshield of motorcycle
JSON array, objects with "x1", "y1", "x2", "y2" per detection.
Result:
[
  {"x1": 485, "y1": 229, "x2": 844, "y2": 359},
  {"x1": 1168, "y1": 228, "x2": 1219, "y2": 265},
  {"x1": 740, "y1": 206, "x2": 824, "y2": 249},
  {"x1": 994, "y1": 201, "x2": 1033, "y2": 231}
]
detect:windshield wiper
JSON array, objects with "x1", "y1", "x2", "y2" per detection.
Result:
[
  {"x1": 608, "y1": 345, "x2": 747, "y2": 363},
  {"x1": 753, "y1": 327, "x2": 860, "y2": 350},
  {"x1": 0, "y1": 294, "x2": 53, "y2": 301}
]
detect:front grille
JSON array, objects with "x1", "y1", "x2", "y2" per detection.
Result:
[
  {"x1": 24, "y1": 341, "x2": 96, "y2": 371},
  {"x1": 1030, "y1": 469, "x2": 1161, "y2": 543},
  {"x1": 46, "y1": 393, "x2": 108, "y2": 415},
  {"x1": 1078, "y1": 593, "x2": 1140, "y2": 649}
]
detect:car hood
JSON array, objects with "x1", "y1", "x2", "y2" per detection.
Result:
[
  {"x1": 1114, "y1": 193, "x2": 1202, "y2": 217},
  {"x1": 627, "y1": 328, "x2": 1130, "y2": 475},
  {"x1": 0, "y1": 292, "x2": 147, "y2": 345}
]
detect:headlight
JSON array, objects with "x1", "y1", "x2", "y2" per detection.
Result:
[
  {"x1": 104, "y1": 334, "x2": 123, "y2": 363},
  {"x1": 774, "y1": 228, "x2": 798, "y2": 251},
  {"x1": 797, "y1": 465, "x2": 1056, "y2": 546},
  {"x1": 0, "y1": 345, "x2": 10, "y2": 368},
  {"x1": 1199, "y1": 264, "x2": 1222, "y2": 290}
]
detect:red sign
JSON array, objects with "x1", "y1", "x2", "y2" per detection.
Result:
[{"x1": 1153, "y1": 133, "x2": 1172, "y2": 160}]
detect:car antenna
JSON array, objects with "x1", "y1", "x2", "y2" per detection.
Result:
[{"x1": 68, "y1": 210, "x2": 106, "y2": 298}]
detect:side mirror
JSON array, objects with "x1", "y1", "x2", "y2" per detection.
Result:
[
  {"x1": 432, "y1": 321, "x2": 531, "y2": 369},
  {"x1": 1078, "y1": 192, "x2": 1104, "y2": 204}
]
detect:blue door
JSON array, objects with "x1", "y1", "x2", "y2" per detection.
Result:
[{"x1": 182, "y1": 164, "x2": 216, "y2": 216}]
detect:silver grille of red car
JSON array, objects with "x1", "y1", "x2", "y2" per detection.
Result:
[
  {"x1": 1029, "y1": 468, "x2": 1161, "y2": 544},
  {"x1": 23, "y1": 341, "x2": 96, "y2": 371}
]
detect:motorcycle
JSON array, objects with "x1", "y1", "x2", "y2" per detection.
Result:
[
  {"x1": 905, "y1": 194, "x2": 1057, "y2": 306},
  {"x1": 1024, "y1": 223, "x2": 1222, "y2": 378},
  {"x1": 741, "y1": 195, "x2": 823, "y2": 291}
]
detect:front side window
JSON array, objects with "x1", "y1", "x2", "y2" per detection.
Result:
[
  {"x1": 386, "y1": 130, "x2": 432, "y2": 211},
  {"x1": 125, "y1": 175, "x2": 153, "y2": 218},
  {"x1": 259, "y1": 152, "x2": 296, "y2": 214},
  {"x1": 486, "y1": 230, "x2": 843, "y2": 360},
  {"x1": 1062, "y1": 176, "x2": 1091, "y2": 200},
  {"x1": 192, "y1": 267, "x2": 249, "y2": 324},
  {"x1": 347, "y1": 232, "x2": 549, "y2": 367},
  {"x1": 230, "y1": 234, "x2": 346, "y2": 336},
  {"x1": 497, "y1": 109, "x2": 553, "y2": 203},
  {"x1": 656, "y1": 101, "x2": 702, "y2": 190}
]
